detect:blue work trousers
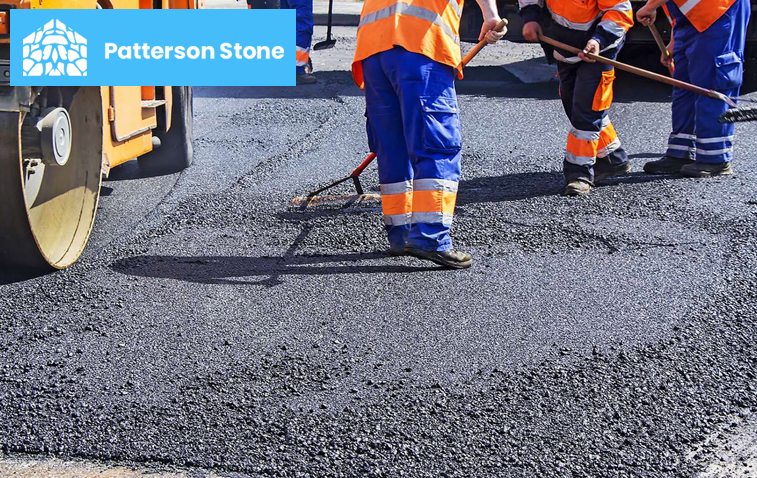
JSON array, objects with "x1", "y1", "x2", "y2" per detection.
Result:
[
  {"x1": 363, "y1": 47, "x2": 462, "y2": 252},
  {"x1": 665, "y1": 0, "x2": 750, "y2": 163},
  {"x1": 281, "y1": 0, "x2": 313, "y2": 74}
]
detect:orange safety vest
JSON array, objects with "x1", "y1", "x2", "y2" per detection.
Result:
[
  {"x1": 351, "y1": 0, "x2": 465, "y2": 88},
  {"x1": 542, "y1": 0, "x2": 633, "y2": 35},
  {"x1": 672, "y1": 0, "x2": 737, "y2": 32}
]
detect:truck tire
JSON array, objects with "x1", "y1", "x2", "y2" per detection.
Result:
[{"x1": 138, "y1": 86, "x2": 193, "y2": 175}]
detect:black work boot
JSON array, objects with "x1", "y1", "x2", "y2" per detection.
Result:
[
  {"x1": 680, "y1": 161, "x2": 733, "y2": 178},
  {"x1": 406, "y1": 248, "x2": 472, "y2": 269},
  {"x1": 644, "y1": 156, "x2": 694, "y2": 175},
  {"x1": 296, "y1": 73, "x2": 317, "y2": 85},
  {"x1": 564, "y1": 179, "x2": 593, "y2": 196},
  {"x1": 594, "y1": 159, "x2": 631, "y2": 182}
]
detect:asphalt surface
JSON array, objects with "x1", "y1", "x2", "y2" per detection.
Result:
[{"x1": 2, "y1": 27, "x2": 757, "y2": 478}]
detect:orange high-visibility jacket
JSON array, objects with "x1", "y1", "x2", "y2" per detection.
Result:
[
  {"x1": 519, "y1": 0, "x2": 633, "y2": 49},
  {"x1": 351, "y1": 0, "x2": 464, "y2": 88},
  {"x1": 671, "y1": 0, "x2": 737, "y2": 31}
]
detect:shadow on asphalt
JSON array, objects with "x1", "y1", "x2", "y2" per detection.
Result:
[
  {"x1": 104, "y1": 159, "x2": 181, "y2": 182},
  {"x1": 457, "y1": 170, "x2": 678, "y2": 204},
  {"x1": 194, "y1": 57, "x2": 757, "y2": 102},
  {"x1": 110, "y1": 253, "x2": 441, "y2": 287},
  {"x1": 195, "y1": 71, "x2": 363, "y2": 100},
  {"x1": 0, "y1": 269, "x2": 49, "y2": 286}
]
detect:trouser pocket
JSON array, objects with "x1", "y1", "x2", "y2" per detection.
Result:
[
  {"x1": 592, "y1": 68, "x2": 615, "y2": 112},
  {"x1": 419, "y1": 95, "x2": 462, "y2": 153},
  {"x1": 713, "y1": 52, "x2": 743, "y2": 90}
]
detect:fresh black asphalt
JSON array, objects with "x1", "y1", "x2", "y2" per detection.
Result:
[{"x1": 1, "y1": 34, "x2": 756, "y2": 477}]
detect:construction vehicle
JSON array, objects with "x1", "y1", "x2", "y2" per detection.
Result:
[
  {"x1": 0, "y1": 0, "x2": 201, "y2": 271},
  {"x1": 459, "y1": 0, "x2": 757, "y2": 58}
]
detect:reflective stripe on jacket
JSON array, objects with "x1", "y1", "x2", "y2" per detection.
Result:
[
  {"x1": 351, "y1": 0, "x2": 464, "y2": 88},
  {"x1": 671, "y1": 0, "x2": 737, "y2": 31}
]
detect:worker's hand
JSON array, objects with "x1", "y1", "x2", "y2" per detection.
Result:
[
  {"x1": 579, "y1": 39, "x2": 600, "y2": 62},
  {"x1": 661, "y1": 38, "x2": 674, "y2": 68},
  {"x1": 522, "y1": 21, "x2": 542, "y2": 43},
  {"x1": 480, "y1": 17, "x2": 507, "y2": 43},
  {"x1": 636, "y1": 3, "x2": 657, "y2": 26}
]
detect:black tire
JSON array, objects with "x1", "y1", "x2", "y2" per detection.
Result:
[{"x1": 138, "y1": 86, "x2": 193, "y2": 175}]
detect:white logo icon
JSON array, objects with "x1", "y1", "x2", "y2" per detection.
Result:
[{"x1": 22, "y1": 20, "x2": 87, "y2": 77}]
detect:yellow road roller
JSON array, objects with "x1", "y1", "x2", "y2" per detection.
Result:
[{"x1": 0, "y1": 0, "x2": 202, "y2": 271}]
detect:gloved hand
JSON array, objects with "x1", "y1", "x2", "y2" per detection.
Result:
[
  {"x1": 579, "y1": 39, "x2": 600, "y2": 62},
  {"x1": 522, "y1": 21, "x2": 542, "y2": 42},
  {"x1": 480, "y1": 17, "x2": 507, "y2": 43}
]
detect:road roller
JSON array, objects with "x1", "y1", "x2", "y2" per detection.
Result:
[{"x1": 0, "y1": 0, "x2": 201, "y2": 271}]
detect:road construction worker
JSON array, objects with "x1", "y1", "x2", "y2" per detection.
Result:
[
  {"x1": 638, "y1": 0, "x2": 750, "y2": 177},
  {"x1": 281, "y1": 0, "x2": 316, "y2": 84},
  {"x1": 520, "y1": 0, "x2": 634, "y2": 196},
  {"x1": 352, "y1": 0, "x2": 505, "y2": 269}
]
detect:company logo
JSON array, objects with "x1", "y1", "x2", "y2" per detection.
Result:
[{"x1": 22, "y1": 20, "x2": 87, "y2": 77}]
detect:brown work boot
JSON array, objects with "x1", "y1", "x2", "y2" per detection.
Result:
[
  {"x1": 680, "y1": 161, "x2": 733, "y2": 178},
  {"x1": 644, "y1": 156, "x2": 694, "y2": 175},
  {"x1": 564, "y1": 179, "x2": 593, "y2": 196},
  {"x1": 406, "y1": 248, "x2": 472, "y2": 269}
]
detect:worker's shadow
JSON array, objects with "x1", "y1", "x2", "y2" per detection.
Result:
[
  {"x1": 457, "y1": 167, "x2": 681, "y2": 204},
  {"x1": 110, "y1": 252, "x2": 439, "y2": 288}
]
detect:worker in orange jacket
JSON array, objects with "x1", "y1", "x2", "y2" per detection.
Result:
[
  {"x1": 520, "y1": 0, "x2": 634, "y2": 195},
  {"x1": 352, "y1": 0, "x2": 505, "y2": 268},
  {"x1": 638, "y1": 0, "x2": 750, "y2": 176}
]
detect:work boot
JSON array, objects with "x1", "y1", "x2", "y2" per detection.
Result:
[
  {"x1": 644, "y1": 156, "x2": 694, "y2": 175},
  {"x1": 680, "y1": 161, "x2": 733, "y2": 178},
  {"x1": 594, "y1": 159, "x2": 631, "y2": 182},
  {"x1": 564, "y1": 179, "x2": 593, "y2": 196},
  {"x1": 296, "y1": 73, "x2": 317, "y2": 85},
  {"x1": 406, "y1": 248, "x2": 472, "y2": 269}
]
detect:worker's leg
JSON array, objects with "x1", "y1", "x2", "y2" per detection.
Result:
[
  {"x1": 644, "y1": 22, "x2": 697, "y2": 174},
  {"x1": 594, "y1": 68, "x2": 629, "y2": 180},
  {"x1": 666, "y1": 29, "x2": 697, "y2": 159},
  {"x1": 362, "y1": 52, "x2": 413, "y2": 250},
  {"x1": 282, "y1": 0, "x2": 314, "y2": 74},
  {"x1": 381, "y1": 47, "x2": 460, "y2": 252},
  {"x1": 562, "y1": 60, "x2": 603, "y2": 185},
  {"x1": 566, "y1": 48, "x2": 628, "y2": 187},
  {"x1": 687, "y1": 0, "x2": 750, "y2": 171}
]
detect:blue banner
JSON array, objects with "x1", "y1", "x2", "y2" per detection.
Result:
[{"x1": 10, "y1": 9, "x2": 295, "y2": 86}]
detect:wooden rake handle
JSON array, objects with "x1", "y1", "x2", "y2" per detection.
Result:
[
  {"x1": 461, "y1": 19, "x2": 509, "y2": 67},
  {"x1": 649, "y1": 23, "x2": 674, "y2": 74},
  {"x1": 649, "y1": 24, "x2": 672, "y2": 62},
  {"x1": 538, "y1": 34, "x2": 736, "y2": 107}
]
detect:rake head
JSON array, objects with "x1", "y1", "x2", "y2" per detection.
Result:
[{"x1": 719, "y1": 106, "x2": 757, "y2": 123}]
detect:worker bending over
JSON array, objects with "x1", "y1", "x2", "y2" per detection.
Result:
[
  {"x1": 520, "y1": 0, "x2": 634, "y2": 196},
  {"x1": 638, "y1": 0, "x2": 750, "y2": 176},
  {"x1": 281, "y1": 0, "x2": 316, "y2": 84},
  {"x1": 352, "y1": 0, "x2": 505, "y2": 268}
]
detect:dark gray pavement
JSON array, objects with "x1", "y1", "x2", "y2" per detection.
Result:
[{"x1": 1, "y1": 28, "x2": 757, "y2": 478}]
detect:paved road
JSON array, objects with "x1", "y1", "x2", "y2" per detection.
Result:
[{"x1": 1, "y1": 27, "x2": 757, "y2": 478}]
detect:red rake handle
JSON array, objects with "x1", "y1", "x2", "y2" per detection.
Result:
[
  {"x1": 462, "y1": 19, "x2": 509, "y2": 67},
  {"x1": 350, "y1": 152, "x2": 376, "y2": 177},
  {"x1": 538, "y1": 34, "x2": 736, "y2": 107}
]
